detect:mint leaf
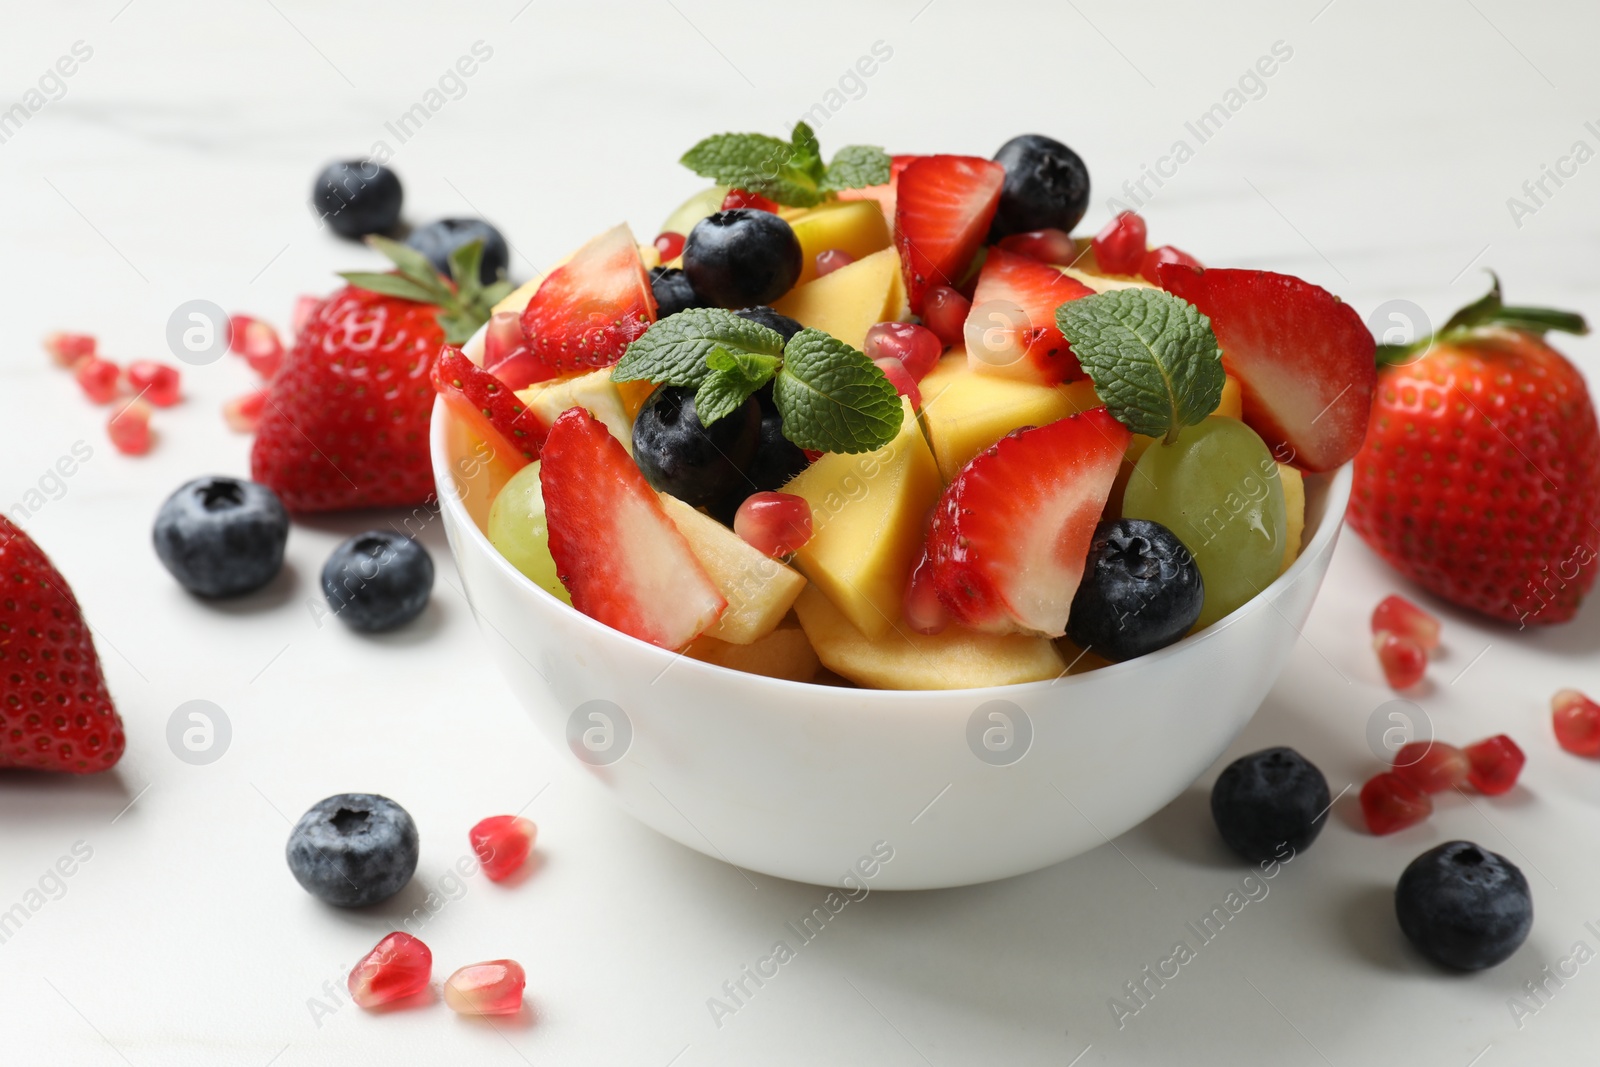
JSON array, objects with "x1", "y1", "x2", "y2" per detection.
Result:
[
  {"x1": 1056, "y1": 288, "x2": 1223, "y2": 443},
  {"x1": 771, "y1": 328, "x2": 903, "y2": 453},
  {"x1": 791, "y1": 121, "x2": 825, "y2": 183},
  {"x1": 821, "y1": 145, "x2": 892, "y2": 192},
  {"x1": 695, "y1": 348, "x2": 779, "y2": 425},
  {"x1": 679, "y1": 131, "x2": 823, "y2": 207},
  {"x1": 611, "y1": 309, "x2": 786, "y2": 388}
]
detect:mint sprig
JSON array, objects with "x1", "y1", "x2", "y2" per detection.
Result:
[
  {"x1": 696, "y1": 348, "x2": 781, "y2": 425},
  {"x1": 1056, "y1": 288, "x2": 1224, "y2": 443},
  {"x1": 611, "y1": 308, "x2": 787, "y2": 387},
  {"x1": 771, "y1": 329, "x2": 904, "y2": 452},
  {"x1": 340, "y1": 236, "x2": 512, "y2": 345},
  {"x1": 680, "y1": 122, "x2": 891, "y2": 208}
]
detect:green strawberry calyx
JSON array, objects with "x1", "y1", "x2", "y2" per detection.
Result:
[
  {"x1": 1376, "y1": 273, "x2": 1589, "y2": 366},
  {"x1": 339, "y1": 237, "x2": 513, "y2": 345}
]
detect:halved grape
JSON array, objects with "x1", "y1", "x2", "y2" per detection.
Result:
[{"x1": 487, "y1": 461, "x2": 571, "y2": 605}]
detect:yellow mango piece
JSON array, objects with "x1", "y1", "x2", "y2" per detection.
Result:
[
  {"x1": 1278, "y1": 463, "x2": 1305, "y2": 573},
  {"x1": 781, "y1": 399, "x2": 939, "y2": 639},
  {"x1": 773, "y1": 247, "x2": 904, "y2": 351},
  {"x1": 1059, "y1": 264, "x2": 1154, "y2": 293},
  {"x1": 794, "y1": 586, "x2": 1065, "y2": 690},
  {"x1": 517, "y1": 368, "x2": 633, "y2": 451},
  {"x1": 788, "y1": 200, "x2": 892, "y2": 286},
  {"x1": 658, "y1": 496, "x2": 807, "y2": 644},
  {"x1": 686, "y1": 616, "x2": 820, "y2": 682}
]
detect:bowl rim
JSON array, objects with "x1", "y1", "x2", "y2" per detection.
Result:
[{"x1": 430, "y1": 394, "x2": 1352, "y2": 702}]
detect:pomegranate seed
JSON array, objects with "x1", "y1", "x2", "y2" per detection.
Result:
[
  {"x1": 228, "y1": 314, "x2": 285, "y2": 379},
  {"x1": 922, "y1": 285, "x2": 971, "y2": 349},
  {"x1": 873, "y1": 357, "x2": 922, "y2": 408},
  {"x1": 291, "y1": 295, "x2": 320, "y2": 337},
  {"x1": 996, "y1": 228, "x2": 1078, "y2": 266},
  {"x1": 734, "y1": 492, "x2": 813, "y2": 558},
  {"x1": 653, "y1": 231, "x2": 685, "y2": 262},
  {"x1": 470, "y1": 815, "x2": 538, "y2": 882},
  {"x1": 1360, "y1": 771, "x2": 1432, "y2": 835},
  {"x1": 815, "y1": 248, "x2": 855, "y2": 277},
  {"x1": 443, "y1": 959, "x2": 525, "y2": 1016},
  {"x1": 1374, "y1": 630, "x2": 1426, "y2": 689},
  {"x1": 1138, "y1": 244, "x2": 1202, "y2": 285},
  {"x1": 223, "y1": 390, "x2": 267, "y2": 433},
  {"x1": 348, "y1": 932, "x2": 432, "y2": 1009},
  {"x1": 74, "y1": 357, "x2": 122, "y2": 404},
  {"x1": 864, "y1": 321, "x2": 942, "y2": 381},
  {"x1": 107, "y1": 399, "x2": 153, "y2": 456},
  {"x1": 722, "y1": 188, "x2": 779, "y2": 213},
  {"x1": 1552, "y1": 689, "x2": 1600, "y2": 756},
  {"x1": 126, "y1": 361, "x2": 181, "y2": 407},
  {"x1": 1093, "y1": 211, "x2": 1147, "y2": 275},
  {"x1": 1464, "y1": 735, "x2": 1525, "y2": 795},
  {"x1": 903, "y1": 550, "x2": 948, "y2": 635},
  {"x1": 44, "y1": 331, "x2": 97, "y2": 368},
  {"x1": 1371, "y1": 594, "x2": 1440, "y2": 652},
  {"x1": 1392, "y1": 740, "x2": 1469, "y2": 794}
]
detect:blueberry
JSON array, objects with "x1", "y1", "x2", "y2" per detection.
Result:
[
  {"x1": 733, "y1": 305, "x2": 804, "y2": 344},
  {"x1": 405, "y1": 218, "x2": 508, "y2": 283},
  {"x1": 312, "y1": 160, "x2": 403, "y2": 239},
  {"x1": 1210, "y1": 747, "x2": 1330, "y2": 863},
  {"x1": 989, "y1": 134, "x2": 1091, "y2": 240},
  {"x1": 1066, "y1": 518, "x2": 1203, "y2": 661},
  {"x1": 286, "y1": 793, "x2": 418, "y2": 907},
  {"x1": 712, "y1": 404, "x2": 810, "y2": 524},
  {"x1": 632, "y1": 385, "x2": 760, "y2": 508},
  {"x1": 153, "y1": 476, "x2": 288, "y2": 598},
  {"x1": 321, "y1": 532, "x2": 434, "y2": 632},
  {"x1": 1396, "y1": 841, "x2": 1533, "y2": 970},
  {"x1": 682, "y1": 209, "x2": 802, "y2": 308},
  {"x1": 649, "y1": 266, "x2": 709, "y2": 318}
]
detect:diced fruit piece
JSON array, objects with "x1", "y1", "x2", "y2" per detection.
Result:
[
  {"x1": 1209, "y1": 747, "x2": 1332, "y2": 862},
  {"x1": 788, "y1": 199, "x2": 892, "y2": 285},
  {"x1": 1278, "y1": 463, "x2": 1305, "y2": 573},
  {"x1": 996, "y1": 228, "x2": 1077, "y2": 265},
  {"x1": 864, "y1": 322, "x2": 941, "y2": 381},
  {"x1": 44, "y1": 331, "x2": 96, "y2": 368},
  {"x1": 519, "y1": 223, "x2": 656, "y2": 378},
  {"x1": 922, "y1": 285, "x2": 971, "y2": 348},
  {"x1": 518, "y1": 366, "x2": 636, "y2": 451},
  {"x1": 540, "y1": 408, "x2": 725, "y2": 649},
  {"x1": 432, "y1": 347, "x2": 545, "y2": 469},
  {"x1": 1396, "y1": 841, "x2": 1532, "y2": 970},
  {"x1": 153, "y1": 476, "x2": 289, "y2": 597},
  {"x1": 963, "y1": 248, "x2": 1094, "y2": 384},
  {"x1": 722, "y1": 188, "x2": 779, "y2": 213},
  {"x1": 738, "y1": 396, "x2": 810, "y2": 500},
  {"x1": 1374, "y1": 630, "x2": 1427, "y2": 689},
  {"x1": 658, "y1": 494, "x2": 805, "y2": 644},
  {"x1": 1139, "y1": 245, "x2": 1202, "y2": 285},
  {"x1": 782, "y1": 399, "x2": 940, "y2": 639},
  {"x1": 1093, "y1": 211, "x2": 1147, "y2": 275},
  {"x1": 348, "y1": 933, "x2": 432, "y2": 1009},
  {"x1": 1371, "y1": 594, "x2": 1440, "y2": 652},
  {"x1": 1393, "y1": 741, "x2": 1470, "y2": 794},
  {"x1": 107, "y1": 399, "x2": 152, "y2": 455},
  {"x1": 685, "y1": 616, "x2": 820, "y2": 683},
  {"x1": 1066, "y1": 518, "x2": 1205, "y2": 662},
  {"x1": 1060, "y1": 265, "x2": 1157, "y2": 294},
  {"x1": 470, "y1": 815, "x2": 537, "y2": 882},
  {"x1": 1360, "y1": 771, "x2": 1433, "y2": 835},
  {"x1": 286, "y1": 793, "x2": 419, "y2": 906},
  {"x1": 1123, "y1": 418, "x2": 1289, "y2": 630},
  {"x1": 223, "y1": 390, "x2": 267, "y2": 433},
  {"x1": 815, "y1": 249, "x2": 853, "y2": 277},
  {"x1": 1463, "y1": 735, "x2": 1524, "y2": 795},
  {"x1": 733, "y1": 492, "x2": 813, "y2": 558},
  {"x1": 482, "y1": 310, "x2": 544, "y2": 390},
  {"x1": 772, "y1": 246, "x2": 906, "y2": 352},
  {"x1": 874, "y1": 358, "x2": 921, "y2": 408},
  {"x1": 649, "y1": 266, "x2": 708, "y2": 319},
  {"x1": 488, "y1": 461, "x2": 570, "y2": 605},
  {"x1": 1552, "y1": 689, "x2": 1600, "y2": 756},
  {"x1": 321, "y1": 531, "x2": 434, "y2": 633},
  {"x1": 75, "y1": 357, "x2": 120, "y2": 404},
  {"x1": 902, "y1": 548, "x2": 948, "y2": 635},
  {"x1": 654, "y1": 231, "x2": 686, "y2": 262},
  {"x1": 228, "y1": 314, "x2": 285, "y2": 378},
  {"x1": 1159, "y1": 266, "x2": 1377, "y2": 473},
  {"x1": 793, "y1": 585, "x2": 1064, "y2": 690},
  {"x1": 127, "y1": 361, "x2": 181, "y2": 406},
  {"x1": 444, "y1": 960, "x2": 525, "y2": 1016},
  {"x1": 312, "y1": 160, "x2": 402, "y2": 238},
  {"x1": 989, "y1": 134, "x2": 1091, "y2": 239},
  {"x1": 632, "y1": 386, "x2": 760, "y2": 508},
  {"x1": 894, "y1": 155, "x2": 1005, "y2": 315},
  {"x1": 683, "y1": 209, "x2": 802, "y2": 309},
  {"x1": 927, "y1": 408, "x2": 1130, "y2": 636}
]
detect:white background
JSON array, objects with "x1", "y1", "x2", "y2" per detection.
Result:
[{"x1": 3, "y1": 0, "x2": 1599, "y2": 1063}]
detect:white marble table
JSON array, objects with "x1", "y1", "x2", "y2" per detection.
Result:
[{"x1": 2, "y1": 0, "x2": 1598, "y2": 1063}]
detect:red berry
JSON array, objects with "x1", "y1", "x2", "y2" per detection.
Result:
[
  {"x1": 126, "y1": 361, "x2": 181, "y2": 407},
  {"x1": 815, "y1": 249, "x2": 854, "y2": 277},
  {"x1": 996, "y1": 228, "x2": 1078, "y2": 266},
  {"x1": 444, "y1": 960, "x2": 525, "y2": 1016},
  {"x1": 44, "y1": 331, "x2": 96, "y2": 368},
  {"x1": 291, "y1": 295, "x2": 320, "y2": 337},
  {"x1": 1392, "y1": 740, "x2": 1469, "y2": 794},
  {"x1": 1371, "y1": 594, "x2": 1441, "y2": 652},
  {"x1": 902, "y1": 549, "x2": 948, "y2": 635},
  {"x1": 74, "y1": 357, "x2": 121, "y2": 404},
  {"x1": 348, "y1": 932, "x2": 432, "y2": 1009},
  {"x1": 1374, "y1": 630, "x2": 1426, "y2": 689},
  {"x1": 734, "y1": 492, "x2": 813, "y2": 558},
  {"x1": 864, "y1": 321, "x2": 942, "y2": 381},
  {"x1": 1464, "y1": 735, "x2": 1525, "y2": 795},
  {"x1": 107, "y1": 399, "x2": 153, "y2": 456},
  {"x1": 1552, "y1": 689, "x2": 1600, "y2": 756},
  {"x1": 1139, "y1": 244, "x2": 1202, "y2": 285},
  {"x1": 1092, "y1": 211, "x2": 1147, "y2": 275},
  {"x1": 922, "y1": 285, "x2": 970, "y2": 349},
  {"x1": 1360, "y1": 771, "x2": 1433, "y2": 834},
  {"x1": 722, "y1": 189, "x2": 779, "y2": 213},
  {"x1": 223, "y1": 390, "x2": 267, "y2": 434},
  {"x1": 873, "y1": 357, "x2": 922, "y2": 409},
  {"x1": 228, "y1": 314, "x2": 285, "y2": 379},
  {"x1": 653, "y1": 231, "x2": 685, "y2": 262},
  {"x1": 469, "y1": 815, "x2": 537, "y2": 882},
  {"x1": 481, "y1": 311, "x2": 544, "y2": 391}
]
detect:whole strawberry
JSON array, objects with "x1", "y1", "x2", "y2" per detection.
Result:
[
  {"x1": 251, "y1": 238, "x2": 509, "y2": 512},
  {"x1": 0, "y1": 517, "x2": 125, "y2": 773},
  {"x1": 1348, "y1": 277, "x2": 1596, "y2": 625}
]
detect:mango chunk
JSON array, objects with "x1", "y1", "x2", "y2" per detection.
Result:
[
  {"x1": 686, "y1": 616, "x2": 820, "y2": 682},
  {"x1": 1278, "y1": 463, "x2": 1305, "y2": 573},
  {"x1": 773, "y1": 246, "x2": 905, "y2": 351},
  {"x1": 788, "y1": 200, "x2": 892, "y2": 286},
  {"x1": 659, "y1": 495, "x2": 807, "y2": 644}
]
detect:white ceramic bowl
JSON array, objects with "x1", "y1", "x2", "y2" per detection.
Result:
[{"x1": 431, "y1": 381, "x2": 1351, "y2": 889}]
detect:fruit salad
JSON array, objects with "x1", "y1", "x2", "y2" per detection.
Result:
[{"x1": 439, "y1": 125, "x2": 1377, "y2": 690}]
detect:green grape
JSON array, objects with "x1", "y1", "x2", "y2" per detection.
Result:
[
  {"x1": 487, "y1": 461, "x2": 571, "y2": 605},
  {"x1": 1122, "y1": 417, "x2": 1287, "y2": 630}
]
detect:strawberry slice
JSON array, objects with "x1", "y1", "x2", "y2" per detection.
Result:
[
  {"x1": 926, "y1": 407, "x2": 1130, "y2": 636},
  {"x1": 1159, "y1": 265, "x2": 1376, "y2": 472},
  {"x1": 431, "y1": 347, "x2": 546, "y2": 469},
  {"x1": 963, "y1": 248, "x2": 1096, "y2": 384},
  {"x1": 519, "y1": 223, "x2": 656, "y2": 381},
  {"x1": 894, "y1": 156, "x2": 1005, "y2": 316},
  {"x1": 836, "y1": 153, "x2": 920, "y2": 218},
  {"x1": 539, "y1": 408, "x2": 725, "y2": 649}
]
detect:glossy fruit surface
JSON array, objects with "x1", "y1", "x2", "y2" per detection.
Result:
[
  {"x1": 520, "y1": 223, "x2": 656, "y2": 378},
  {"x1": 1209, "y1": 747, "x2": 1330, "y2": 862},
  {"x1": 44, "y1": 331, "x2": 95, "y2": 368},
  {"x1": 1395, "y1": 841, "x2": 1532, "y2": 970},
  {"x1": 321, "y1": 531, "x2": 434, "y2": 632},
  {"x1": 653, "y1": 231, "x2": 685, "y2": 261},
  {"x1": 229, "y1": 314, "x2": 285, "y2": 379},
  {"x1": 1392, "y1": 740, "x2": 1469, "y2": 794},
  {"x1": 107, "y1": 399, "x2": 152, "y2": 456},
  {"x1": 405, "y1": 217, "x2": 508, "y2": 283},
  {"x1": 963, "y1": 247, "x2": 1094, "y2": 384},
  {"x1": 814, "y1": 248, "x2": 854, "y2": 277},
  {"x1": 74, "y1": 357, "x2": 120, "y2": 404},
  {"x1": 996, "y1": 228, "x2": 1077, "y2": 266},
  {"x1": 348, "y1": 932, "x2": 432, "y2": 1009},
  {"x1": 1552, "y1": 689, "x2": 1600, "y2": 756},
  {"x1": 989, "y1": 134, "x2": 1090, "y2": 239},
  {"x1": 1066, "y1": 518, "x2": 1204, "y2": 662},
  {"x1": 223, "y1": 390, "x2": 266, "y2": 433},
  {"x1": 1139, "y1": 244, "x2": 1201, "y2": 285},
  {"x1": 444, "y1": 960, "x2": 525, "y2": 1016},
  {"x1": 864, "y1": 322, "x2": 941, "y2": 381},
  {"x1": 313, "y1": 160, "x2": 402, "y2": 238},
  {"x1": 1360, "y1": 771, "x2": 1432, "y2": 835},
  {"x1": 721, "y1": 188, "x2": 779, "y2": 213},
  {"x1": 488, "y1": 461, "x2": 570, "y2": 604},
  {"x1": 683, "y1": 209, "x2": 803, "y2": 308},
  {"x1": 286, "y1": 793, "x2": 419, "y2": 907},
  {"x1": 1464, "y1": 734, "x2": 1524, "y2": 795},
  {"x1": 1371, "y1": 594, "x2": 1440, "y2": 651},
  {"x1": 894, "y1": 155, "x2": 1005, "y2": 314},
  {"x1": 1092, "y1": 211, "x2": 1146, "y2": 275},
  {"x1": 469, "y1": 815, "x2": 538, "y2": 881},
  {"x1": 432, "y1": 347, "x2": 545, "y2": 469},
  {"x1": 632, "y1": 386, "x2": 761, "y2": 508},
  {"x1": 649, "y1": 266, "x2": 707, "y2": 319},
  {"x1": 127, "y1": 361, "x2": 181, "y2": 406},
  {"x1": 1374, "y1": 630, "x2": 1426, "y2": 689},
  {"x1": 738, "y1": 396, "x2": 809, "y2": 497},
  {"x1": 152, "y1": 476, "x2": 288, "y2": 597},
  {"x1": 732, "y1": 305, "x2": 803, "y2": 344},
  {"x1": 734, "y1": 492, "x2": 813, "y2": 557},
  {"x1": 921, "y1": 285, "x2": 971, "y2": 348}
]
